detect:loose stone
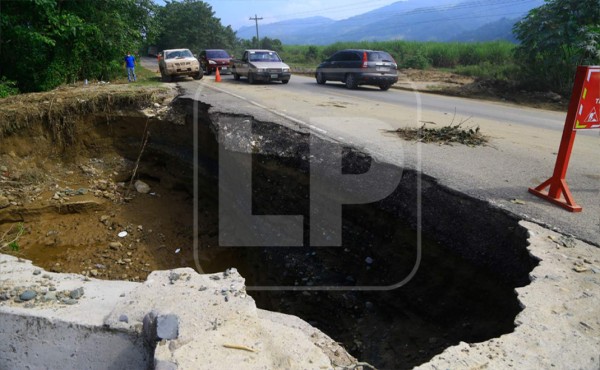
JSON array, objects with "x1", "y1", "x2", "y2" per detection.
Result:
[
  {"x1": 109, "y1": 242, "x2": 122, "y2": 250},
  {"x1": 134, "y1": 180, "x2": 151, "y2": 194},
  {"x1": 69, "y1": 287, "x2": 84, "y2": 299},
  {"x1": 19, "y1": 290, "x2": 37, "y2": 301}
]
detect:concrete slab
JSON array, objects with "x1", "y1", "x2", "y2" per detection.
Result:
[
  {"x1": 0, "y1": 255, "x2": 357, "y2": 369},
  {"x1": 415, "y1": 221, "x2": 600, "y2": 370}
]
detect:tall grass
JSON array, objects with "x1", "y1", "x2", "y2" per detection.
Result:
[{"x1": 279, "y1": 40, "x2": 517, "y2": 80}]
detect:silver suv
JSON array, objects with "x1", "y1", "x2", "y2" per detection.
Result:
[
  {"x1": 315, "y1": 49, "x2": 398, "y2": 90},
  {"x1": 159, "y1": 48, "x2": 203, "y2": 82}
]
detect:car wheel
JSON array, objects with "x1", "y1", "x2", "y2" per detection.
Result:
[
  {"x1": 248, "y1": 73, "x2": 255, "y2": 84},
  {"x1": 316, "y1": 72, "x2": 326, "y2": 85},
  {"x1": 193, "y1": 70, "x2": 203, "y2": 80},
  {"x1": 281, "y1": 79, "x2": 289, "y2": 84},
  {"x1": 205, "y1": 67, "x2": 212, "y2": 76},
  {"x1": 345, "y1": 74, "x2": 358, "y2": 89},
  {"x1": 161, "y1": 70, "x2": 172, "y2": 82},
  {"x1": 379, "y1": 84, "x2": 390, "y2": 91}
]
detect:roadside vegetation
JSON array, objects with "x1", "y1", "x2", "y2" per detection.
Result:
[
  {"x1": 513, "y1": 0, "x2": 600, "y2": 96},
  {"x1": 0, "y1": 223, "x2": 25, "y2": 253},
  {"x1": 0, "y1": 0, "x2": 597, "y2": 99},
  {"x1": 0, "y1": 0, "x2": 230, "y2": 94},
  {"x1": 0, "y1": 0, "x2": 156, "y2": 94}
]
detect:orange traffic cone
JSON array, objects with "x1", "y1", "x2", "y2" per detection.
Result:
[{"x1": 215, "y1": 67, "x2": 221, "y2": 82}]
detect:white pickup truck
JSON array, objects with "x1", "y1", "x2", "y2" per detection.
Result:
[
  {"x1": 230, "y1": 49, "x2": 291, "y2": 84},
  {"x1": 159, "y1": 48, "x2": 203, "y2": 82}
]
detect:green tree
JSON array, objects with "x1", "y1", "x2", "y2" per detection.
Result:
[
  {"x1": 155, "y1": 0, "x2": 236, "y2": 53},
  {"x1": 306, "y1": 46, "x2": 319, "y2": 61},
  {"x1": 260, "y1": 37, "x2": 282, "y2": 52},
  {"x1": 0, "y1": 0, "x2": 155, "y2": 92},
  {"x1": 513, "y1": 0, "x2": 600, "y2": 95}
]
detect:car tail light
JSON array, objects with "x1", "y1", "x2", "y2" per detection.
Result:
[{"x1": 362, "y1": 52, "x2": 368, "y2": 68}]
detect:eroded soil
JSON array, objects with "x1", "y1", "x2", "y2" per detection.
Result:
[
  {"x1": 0, "y1": 146, "x2": 215, "y2": 282},
  {"x1": 0, "y1": 84, "x2": 219, "y2": 282}
]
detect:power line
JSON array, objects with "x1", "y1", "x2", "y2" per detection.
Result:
[{"x1": 249, "y1": 14, "x2": 263, "y2": 47}]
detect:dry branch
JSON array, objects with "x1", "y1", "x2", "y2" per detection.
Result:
[{"x1": 391, "y1": 115, "x2": 487, "y2": 147}]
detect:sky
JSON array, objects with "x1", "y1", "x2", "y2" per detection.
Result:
[{"x1": 200, "y1": 0, "x2": 402, "y2": 30}]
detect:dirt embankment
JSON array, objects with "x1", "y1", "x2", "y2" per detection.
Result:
[
  {"x1": 0, "y1": 84, "x2": 208, "y2": 282},
  {"x1": 396, "y1": 69, "x2": 567, "y2": 111}
]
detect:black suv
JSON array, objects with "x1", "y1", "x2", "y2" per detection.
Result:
[{"x1": 315, "y1": 49, "x2": 398, "y2": 90}]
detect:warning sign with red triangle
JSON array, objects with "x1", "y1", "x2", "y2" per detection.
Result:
[
  {"x1": 574, "y1": 67, "x2": 600, "y2": 129},
  {"x1": 529, "y1": 66, "x2": 600, "y2": 213},
  {"x1": 584, "y1": 106, "x2": 598, "y2": 123}
]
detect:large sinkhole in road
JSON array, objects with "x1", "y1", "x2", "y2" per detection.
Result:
[{"x1": 0, "y1": 97, "x2": 537, "y2": 369}]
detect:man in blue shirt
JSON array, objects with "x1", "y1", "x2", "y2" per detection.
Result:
[{"x1": 124, "y1": 52, "x2": 137, "y2": 82}]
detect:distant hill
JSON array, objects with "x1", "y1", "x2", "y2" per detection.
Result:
[
  {"x1": 236, "y1": 16, "x2": 335, "y2": 44},
  {"x1": 450, "y1": 17, "x2": 520, "y2": 42},
  {"x1": 236, "y1": 0, "x2": 543, "y2": 44}
]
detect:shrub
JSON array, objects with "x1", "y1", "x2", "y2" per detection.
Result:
[
  {"x1": 403, "y1": 53, "x2": 430, "y2": 69},
  {"x1": 0, "y1": 77, "x2": 19, "y2": 98}
]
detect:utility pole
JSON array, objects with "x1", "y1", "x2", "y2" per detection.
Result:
[{"x1": 249, "y1": 14, "x2": 263, "y2": 48}]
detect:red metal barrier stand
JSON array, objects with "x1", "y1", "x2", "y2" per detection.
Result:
[{"x1": 528, "y1": 66, "x2": 598, "y2": 212}]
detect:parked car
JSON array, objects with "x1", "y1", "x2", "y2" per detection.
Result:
[
  {"x1": 315, "y1": 49, "x2": 398, "y2": 90},
  {"x1": 230, "y1": 49, "x2": 291, "y2": 84},
  {"x1": 199, "y1": 49, "x2": 232, "y2": 75},
  {"x1": 158, "y1": 48, "x2": 203, "y2": 82},
  {"x1": 147, "y1": 46, "x2": 158, "y2": 57}
]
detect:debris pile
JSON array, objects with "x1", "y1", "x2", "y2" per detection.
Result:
[{"x1": 392, "y1": 121, "x2": 488, "y2": 146}]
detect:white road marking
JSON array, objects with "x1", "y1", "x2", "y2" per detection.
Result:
[{"x1": 204, "y1": 83, "x2": 327, "y2": 135}]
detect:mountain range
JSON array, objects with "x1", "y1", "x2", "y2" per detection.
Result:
[{"x1": 235, "y1": 0, "x2": 544, "y2": 44}]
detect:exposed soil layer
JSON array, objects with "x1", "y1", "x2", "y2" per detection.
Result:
[
  {"x1": 0, "y1": 86, "x2": 537, "y2": 369},
  {"x1": 0, "y1": 85, "x2": 205, "y2": 280},
  {"x1": 396, "y1": 69, "x2": 567, "y2": 111}
]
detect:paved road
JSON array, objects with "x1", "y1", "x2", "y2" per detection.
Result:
[{"x1": 141, "y1": 55, "x2": 599, "y2": 245}]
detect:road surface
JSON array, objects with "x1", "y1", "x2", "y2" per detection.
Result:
[{"x1": 140, "y1": 57, "x2": 599, "y2": 245}]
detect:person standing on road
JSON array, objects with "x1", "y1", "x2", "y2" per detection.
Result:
[{"x1": 124, "y1": 52, "x2": 137, "y2": 82}]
